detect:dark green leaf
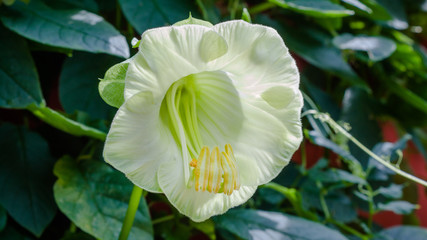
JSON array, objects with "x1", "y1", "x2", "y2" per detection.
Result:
[
  {"x1": 0, "y1": 224, "x2": 34, "y2": 240},
  {"x1": 377, "y1": 184, "x2": 404, "y2": 199},
  {"x1": 0, "y1": 124, "x2": 56, "y2": 236},
  {"x1": 0, "y1": 205, "x2": 6, "y2": 232},
  {"x1": 357, "y1": 0, "x2": 391, "y2": 20},
  {"x1": 60, "y1": 52, "x2": 119, "y2": 119},
  {"x1": 377, "y1": 201, "x2": 418, "y2": 215},
  {"x1": 99, "y1": 61, "x2": 128, "y2": 108},
  {"x1": 53, "y1": 156, "x2": 153, "y2": 240},
  {"x1": 0, "y1": 0, "x2": 129, "y2": 58},
  {"x1": 28, "y1": 104, "x2": 107, "y2": 140},
  {"x1": 43, "y1": 0, "x2": 99, "y2": 13},
  {"x1": 119, "y1": 0, "x2": 199, "y2": 34},
  {"x1": 309, "y1": 168, "x2": 365, "y2": 184},
  {"x1": 0, "y1": 25, "x2": 43, "y2": 108},
  {"x1": 333, "y1": 34, "x2": 396, "y2": 61},
  {"x1": 214, "y1": 209, "x2": 349, "y2": 240},
  {"x1": 376, "y1": 0, "x2": 408, "y2": 30},
  {"x1": 269, "y1": 0, "x2": 354, "y2": 17},
  {"x1": 373, "y1": 226, "x2": 427, "y2": 240},
  {"x1": 341, "y1": 0, "x2": 372, "y2": 13}
]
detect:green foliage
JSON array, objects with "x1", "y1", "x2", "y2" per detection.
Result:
[
  {"x1": 1, "y1": 0, "x2": 427, "y2": 239},
  {"x1": 53, "y1": 156, "x2": 153, "y2": 240}
]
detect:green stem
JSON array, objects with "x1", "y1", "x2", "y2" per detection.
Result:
[
  {"x1": 119, "y1": 186, "x2": 143, "y2": 240},
  {"x1": 329, "y1": 219, "x2": 370, "y2": 240},
  {"x1": 317, "y1": 182, "x2": 331, "y2": 220},
  {"x1": 196, "y1": 0, "x2": 209, "y2": 20},
  {"x1": 249, "y1": 2, "x2": 275, "y2": 14},
  {"x1": 308, "y1": 111, "x2": 427, "y2": 188},
  {"x1": 152, "y1": 215, "x2": 175, "y2": 225},
  {"x1": 115, "y1": 0, "x2": 122, "y2": 29},
  {"x1": 365, "y1": 184, "x2": 375, "y2": 229}
]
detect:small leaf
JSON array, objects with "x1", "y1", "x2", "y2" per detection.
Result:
[
  {"x1": 214, "y1": 209, "x2": 349, "y2": 240},
  {"x1": 377, "y1": 184, "x2": 404, "y2": 199},
  {"x1": 99, "y1": 61, "x2": 129, "y2": 108},
  {"x1": 373, "y1": 226, "x2": 427, "y2": 240},
  {"x1": 308, "y1": 168, "x2": 365, "y2": 184},
  {"x1": 333, "y1": 34, "x2": 396, "y2": 61},
  {"x1": 0, "y1": 124, "x2": 56, "y2": 236},
  {"x1": 119, "y1": 0, "x2": 199, "y2": 34},
  {"x1": 0, "y1": 25, "x2": 43, "y2": 108},
  {"x1": 54, "y1": 156, "x2": 153, "y2": 240},
  {"x1": 269, "y1": 0, "x2": 354, "y2": 17},
  {"x1": 173, "y1": 13, "x2": 213, "y2": 27},
  {"x1": 377, "y1": 201, "x2": 418, "y2": 215},
  {"x1": 59, "y1": 52, "x2": 120, "y2": 119},
  {"x1": 241, "y1": 8, "x2": 251, "y2": 23},
  {"x1": 0, "y1": 0, "x2": 129, "y2": 58}
]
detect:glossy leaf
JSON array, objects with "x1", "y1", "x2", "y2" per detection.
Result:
[
  {"x1": 377, "y1": 201, "x2": 418, "y2": 215},
  {"x1": 44, "y1": 0, "x2": 99, "y2": 12},
  {"x1": 376, "y1": 0, "x2": 408, "y2": 30},
  {"x1": 0, "y1": 25, "x2": 43, "y2": 108},
  {"x1": 0, "y1": 0, "x2": 129, "y2": 58},
  {"x1": 377, "y1": 184, "x2": 404, "y2": 199},
  {"x1": 341, "y1": 0, "x2": 372, "y2": 13},
  {"x1": 333, "y1": 34, "x2": 396, "y2": 61},
  {"x1": 269, "y1": 0, "x2": 354, "y2": 17},
  {"x1": 59, "y1": 52, "x2": 119, "y2": 119},
  {"x1": 214, "y1": 209, "x2": 349, "y2": 240},
  {"x1": 53, "y1": 156, "x2": 153, "y2": 240},
  {"x1": 373, "y1": 226, "x2": 427, "y2": 240},
  {"x1": 119, "y1": 0, "x2": 199, "y2": 34},
  {"x1": 0, "y1": 124, "x2": 56, "y2": 236},
  {"x1": 99, "y1": 61, "x2": 128, "y2": 108}
]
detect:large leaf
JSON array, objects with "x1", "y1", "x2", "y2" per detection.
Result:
[
  {"x1": 59, "y1": 52, "x2": 119, "y2": 120},
  {"x1": 269, "y1": 0, "x2": 354, "y2": 17},
  {"x1": 119, "y1": 0, "x2": 199, "y2": 34},
  {"x1": 53, "y1": 156, "x2": 153, "y2": 240},
  {"x1": 333, "y1": 34, "x2": 396, "y2": 61},
  {"x1": 44, "y1": 0, "x2": 99, "y2": 13},
  {"x1": 214, "y1": 209, "x2": 348, "y2": 240},
  {"x1": 0, "y1": 25, "x2": 43, "y2": 108},
  {"x1": 0, "y1": 0, "x2": 129, "y2": 58},
  {"x1": 373, "y1": 226, "x2": 427, "y2": 240},
  {"x1": 376, "y1": 0, "x2": 408, "y2": 30},
  {"x1": 0, "y1": 124, "x2": 56, "y2": 236}
]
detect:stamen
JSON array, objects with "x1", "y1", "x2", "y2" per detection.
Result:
[{"x1": 190, "y1": 145, "x2": 240, "y2": 195}]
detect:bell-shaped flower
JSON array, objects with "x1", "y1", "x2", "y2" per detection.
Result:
[{"x1": 103, "y1": 19, "x2": 303, "y2": 222}]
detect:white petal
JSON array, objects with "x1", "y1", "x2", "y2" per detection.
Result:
[
  {"x1": 103, "y1": 91, "x2": 180, "y2": 192},
  {"x1": 157, "y1": 159, "x2": 257, "y2": 222},
  {"x1": 210, "y1": 20, "x2": 299, "y2": 96},
  {"x1": 235, "y1": 96, "x2": 303, "y2": 186},
  {"x1": 124, "y1": 25, "x2": 215, "y2": 101}
]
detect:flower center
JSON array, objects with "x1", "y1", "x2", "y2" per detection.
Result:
[
  {"x1": 161, "y1": 71, "x2": 243, "y2": 194},
  {"x1": 190, "y1": 144, "x2": 241, "y2": 195}
]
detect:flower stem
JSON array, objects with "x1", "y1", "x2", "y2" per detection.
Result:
[
  {"x1": 152, "y1": 215, "x2": 175, "y2": 225},
  {"x1": 249, "y1": 2, "x2": 276, "y2": 14},
  {"x1": 119, "y1": 185, "x2": 143, "y2": 240}
]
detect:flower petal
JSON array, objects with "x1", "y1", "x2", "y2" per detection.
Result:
[
  {"x1": 235, "y1": 96, "x2": 303, "y2": 186},
  {"x1": 210, "y1": 20, "x2": 299, "y2": 95},
  {"x1": 157, "y1": 159, "x2": 257, "y2": 222},
  {"x1": 124, "y1": 25, "x2": 214, "y2": 101},
  {"x1": 103, "y1": 91, "x2": 180, "y2": 192}
]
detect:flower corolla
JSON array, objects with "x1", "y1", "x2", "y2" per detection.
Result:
[{"x1": 104, "y1": 19, "x2": 303, "y2": 222}]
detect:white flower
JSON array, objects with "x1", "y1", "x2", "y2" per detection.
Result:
[{"x1": 103, "y1": 19, "x2": 303, "y2": 222}]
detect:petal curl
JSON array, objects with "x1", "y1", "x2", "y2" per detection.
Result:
[
  {"x1": 104, "y1": 91, "x2": 180, "y2": 192},
  {"x1": 157, "y1": 159, "x2": 257, "y2": 222}
]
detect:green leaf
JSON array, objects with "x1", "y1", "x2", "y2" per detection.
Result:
[
  {"x1": 28, "y1": 104, "x2": 107, "y2": 141},
  {"x1": 341, "y1": 0, "x2": 372, "y2": 13},
  {"x1": 376, "y1": 0, "x2": 408, "y2": 30},
  {"x1": 0, "y1": 224, "x2": 34, "y2": 240},
  {"x1": 43, "y1": 0, "x2": 99, "y2": 13},
  {"x1": 377, "y1": 201, "x2": 418, "y2": 215},
  {"x1": 214, "y1": 209, "x2": 349, "y2": 240},
  {"x1": 373, "y1": 226, "x2": 427, "y2": 240},
  {"x1": 0, "y1": 205, "x2": 6, "y2": 232},
  {"x1": 357, "y1": 0, "x2": 391, "y2": 20},
  {"x1": 53, "y1": 156, "x2": 153, "y2": 240},
  {"x1": 99, "y1": 61, "x2": 128, "y2": 108},
  {"x1": 269, "y1": 0, "x2": 354, "y2": 17},
  {"x1": 333, "y1": 34, "x2": 396, "y2": 61},
  {"x1": 0, "y1": 124, "x2": 56, "y2": 236},
  {"x1": 255, "y1": 15, "x2": 367, "y2": 88},
  {"x1": 308, "y1": 168, "x2": 365, "y2": 184},
  {"x1": 0, "y1": 25, "x2": 43, "y2": 108},
  {"x1": 173, "y1": 13, "x2": 213, "y2": 27},
  {"x1": 119, "y1": 0, "x2": 199, "y2": 34},
  {"x1": 377, "y1": 184, "x2": 404, "y2": 199},
  {"x1": 59, "y1": 52, "x2": 119, "y2": 119},
  {"x1": 0, "y1": 0, "x2": 129, "y2": 58}
]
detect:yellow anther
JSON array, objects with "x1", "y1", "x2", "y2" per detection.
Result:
[{"x1": 190, "y1": 144, "x2": 240, "y2": 195}]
